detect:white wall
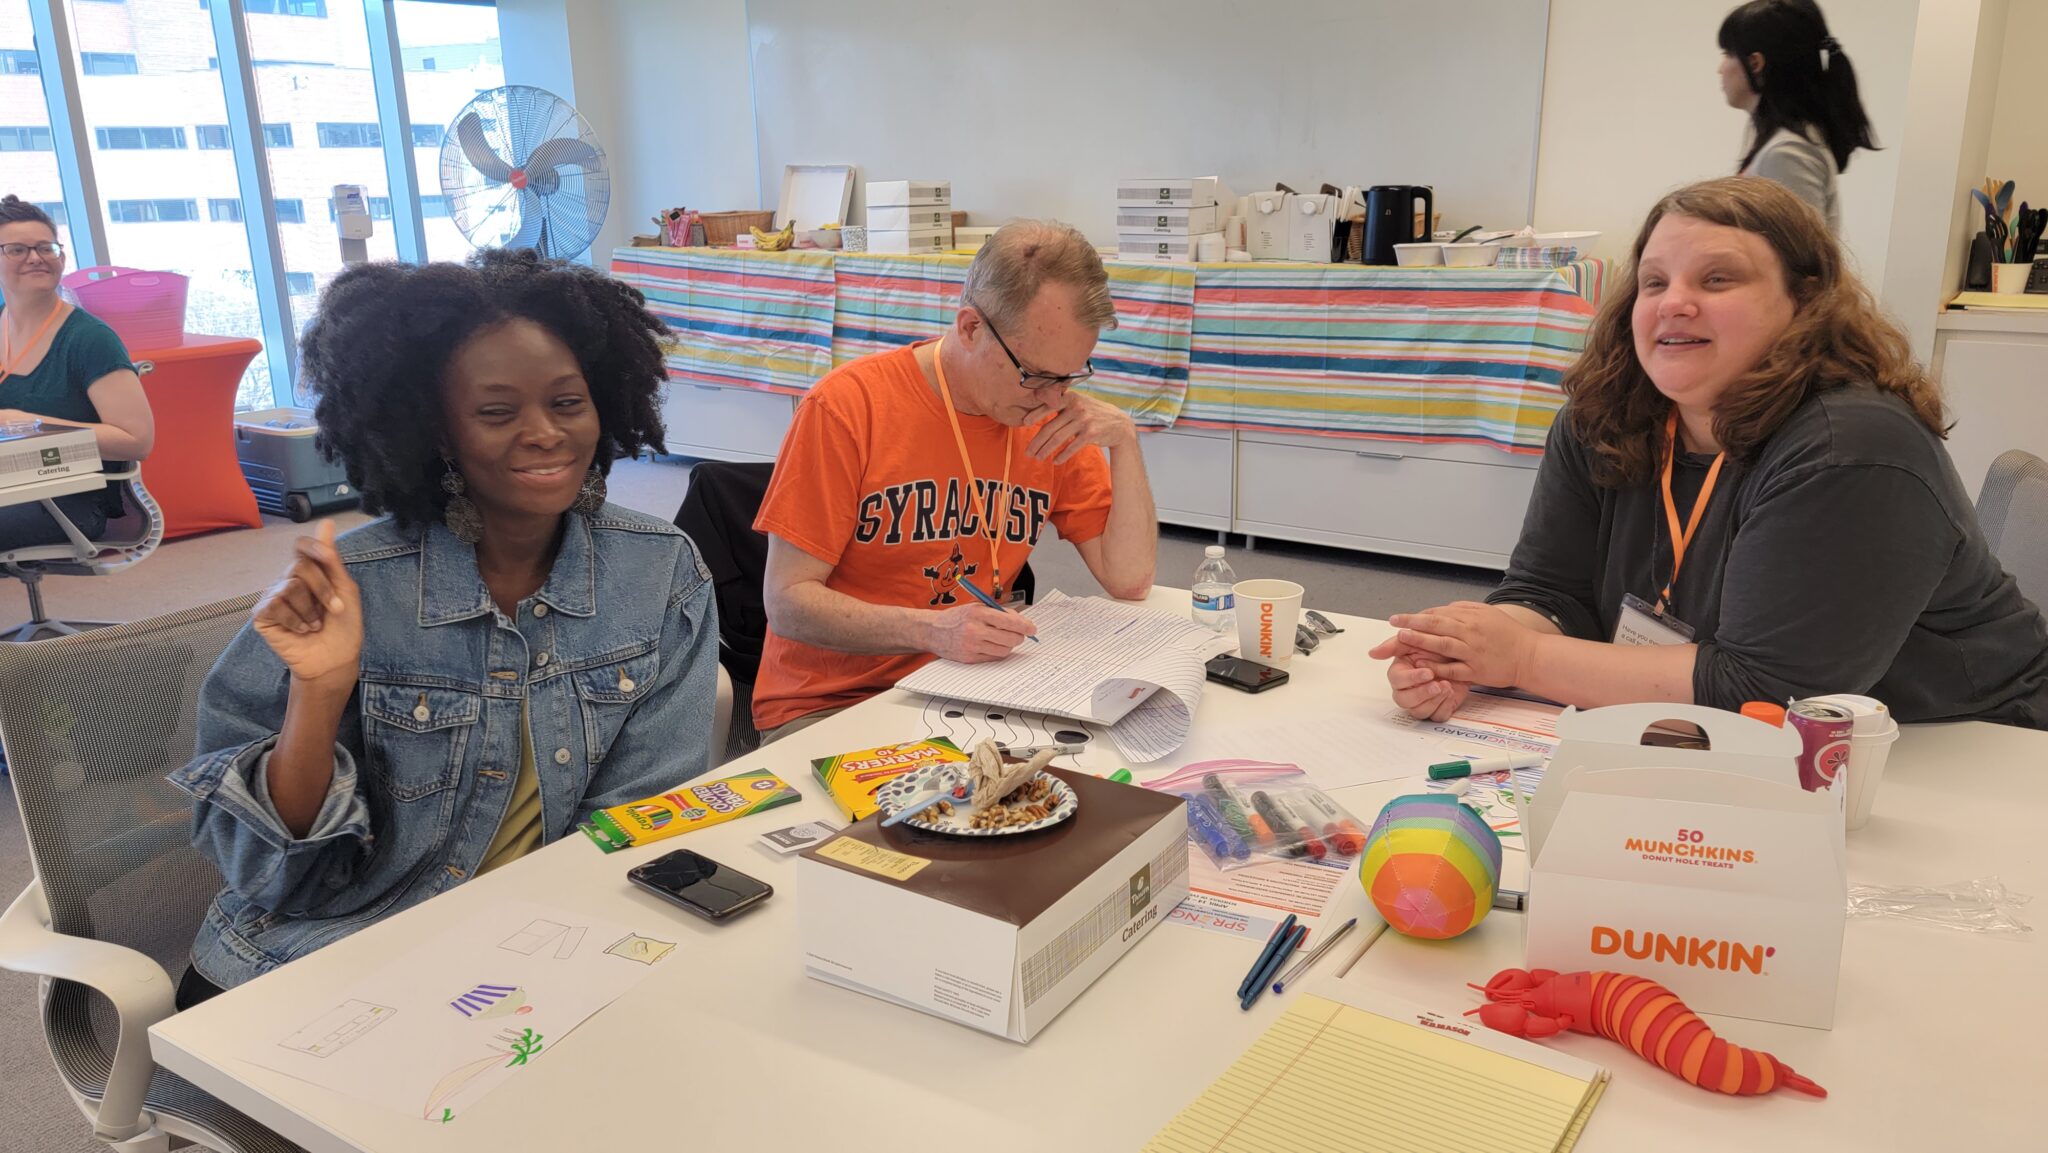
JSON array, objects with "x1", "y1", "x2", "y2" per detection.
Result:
[
  {"x1": 500, "y1": 0, "x2": 759, "y2": 263},
  {"x1": 1985, "y1": 0, "x2": 2048, "y2": 235},
  {"x1": 1880, "y1": 0, "x2": 2006, "y2": 364},
  {"x1": 1531, "y1": 0, "x2": 1918, "y2": 290},
  {"x1": 743, "y1": 0, "x2": 1550, "y2": 240}
]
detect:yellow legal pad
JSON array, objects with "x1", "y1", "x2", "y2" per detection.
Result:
[{"x1": 1145, "y1": 988, "x2": 1608, "y2": 1153}]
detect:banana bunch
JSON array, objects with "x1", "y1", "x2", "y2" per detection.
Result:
[{"x1": 749, "y1": 222, "x2": 795, "y2": 252}]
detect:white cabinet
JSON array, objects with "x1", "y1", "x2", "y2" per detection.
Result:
[
  {"x1": 1234, "y1": 432, "x2": 1538, "y2": 569},
  {"x1": 660, "y1": 383, "x2": 796, "y2": 462},
  {"x1": 1138, "y1": 427, "x2": 1233, "y2": 531},
  {"x1": 1931, "y1": 314, "x2": 2048, "y2": 502}
]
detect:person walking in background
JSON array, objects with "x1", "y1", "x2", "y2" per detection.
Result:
[{"x1": 1717, "y1": 0, "x2": 1878, "y2": 232}]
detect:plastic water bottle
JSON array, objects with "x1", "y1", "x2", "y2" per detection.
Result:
[{"x1": 1192, "y1": 545, "x2": 1237, "y2": 632}]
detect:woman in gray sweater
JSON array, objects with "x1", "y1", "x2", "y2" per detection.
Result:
[
  {"x1": 1716, "y1": 0, "x2": 1876, "y2": 232},
  {"x1": 1371, "y1": 178, "x2": 2048, "y2": 730}
]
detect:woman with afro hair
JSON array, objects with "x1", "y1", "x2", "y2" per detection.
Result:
[{"x1": 170, "y1": 249, "x2": 721, "y2": 1004}]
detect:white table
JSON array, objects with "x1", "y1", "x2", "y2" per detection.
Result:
[{"x1": 150, "y1": 591, "x2": 2042, "y2": 1149}]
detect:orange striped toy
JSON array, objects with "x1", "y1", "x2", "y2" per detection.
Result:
[{"x1": 1468, "y1": 968, "x2": 1826, "y2": 1098}]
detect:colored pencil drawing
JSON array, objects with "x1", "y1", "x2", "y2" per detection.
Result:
[
  {"x1": 498, "y1": 918, "x2": 588, "y2": 959},
  {"x1": 448, "y1": 983, "x2": 532, "y2": 1019},
  {"x1": 603, "y1": 933, "x2": 675, "y2": 965},
  {"x1": 277, "y1": 999, "x2": 396, "y2": 1058},
  {"x1": 419, "y1": 1026, "x2": 544, "y2": 1121}
]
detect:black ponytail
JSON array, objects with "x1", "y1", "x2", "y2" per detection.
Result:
[{"x1": 1720, "y1": 0, "x2": 1878, "y2": 174}]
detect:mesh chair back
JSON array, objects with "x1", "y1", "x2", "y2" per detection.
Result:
[
  {"x1": 673, "y1": 461, "x2": 774, "y2": 684},
  {"x1": 1978, "y1": 449, "x2": 2048, "y2": 611},
  {"x1": 0, "y1": 594, "x2": 256, "y2": 1098}
]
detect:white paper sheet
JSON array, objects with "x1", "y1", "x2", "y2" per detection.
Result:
[
  {"x1": 1191, "y1": 713, "x2": 1444, "y2": 791},
  {"x1": 243, "y1": 901, "x2": 676, "y2": 1124},
  {"x1": 1167, "y1": 849, "x2": 1360, "y2": 940},
  {"x1": 897, "y1": 591, "x2": 1231, "y2": 762}
]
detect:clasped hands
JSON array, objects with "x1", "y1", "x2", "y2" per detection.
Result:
[{"x1": 1367, "y1": 601, "x2": 1541, "y2": 721}]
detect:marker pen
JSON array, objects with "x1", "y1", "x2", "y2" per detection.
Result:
[
  {"x1": 1186, "y1": 793, "x2": 1250, "y2": 860},
  {"x1": 1203, "y1": 773, "x2": 1267, "y2": 845},
  {"x1": 1295, "y1": 790, "x2": 1365, "y2": 856},
  {"x1": 1427, "y1": 752, "x2": 1545, "y2": 780},
  {"x1": 1268, "y1": 791, "x2": 1329, "y2": 860}
]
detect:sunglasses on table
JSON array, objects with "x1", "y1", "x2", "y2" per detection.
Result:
[{"x1": 976, "y1": 307, "x2": 1094, "y2": 391}]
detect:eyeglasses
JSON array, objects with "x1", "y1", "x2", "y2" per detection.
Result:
[
  {"x1": 976, "y1": 307, "x2": 1094, "y2": 392},
  {"x1": 1, "y1": 242, "x2": 64, "y2": 262}
]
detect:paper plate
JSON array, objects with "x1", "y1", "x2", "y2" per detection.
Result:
[{"x1": 875, "y1": 763, "x2": 1077, "y2": 837}]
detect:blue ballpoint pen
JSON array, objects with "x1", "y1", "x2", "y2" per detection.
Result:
[
  {"x1": 1240, "y1": 924, "x2": 1306, "y2": 1011},
  {"x1": 954, "y1": 574, "x2": 1040, "y2": 642}
]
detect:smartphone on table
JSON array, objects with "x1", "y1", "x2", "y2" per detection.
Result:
[
  {"x1": 626, "y1": 848, "x2": 774, "y2": 921},
  {"x1": 1205, "y1": 653, "x2": 1290, "y2": 693}
]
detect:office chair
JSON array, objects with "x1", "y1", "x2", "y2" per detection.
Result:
[
  {"x1": 0, "y1": 465, "x2": 165, "y2": 642},
  {"x1": 0, "y1": 592, "x2": 299, "y2": 1152}
]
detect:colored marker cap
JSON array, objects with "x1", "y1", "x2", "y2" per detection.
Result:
[{"x1": 1426, "y1": 760, "x2": 1474, "y2": 780}]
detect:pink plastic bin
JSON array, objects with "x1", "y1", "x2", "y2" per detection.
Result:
[{"x1": 62, "y1": 265, "x2": 189, "y2": 350}]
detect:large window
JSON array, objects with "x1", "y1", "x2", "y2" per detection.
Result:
[
  {"x1": 109, "y1": 198, "x2": 199, "y2": 222},
  {"x1": 28, "y1": 1, "x2": 506, "y2": 409},
  {"x1": 396, "y1": 0, "x2": 501, "y2": 262},
  {"x1": 95, "y1": 125, "x2": 186, "y2": 149},
  {"x1": 79, "y1": 51, "x2": 137, "y2": 74},
  {"x1": 0, "y1": 124, "x2": 54, "y2": 149},
  {"x1": 1, "y1": 2, "x2": 71, "y2": 255},
  {"x1": 314, "y1": 120, "x2": 378, "y2": 148},
  {"x1": 68, "y1": 0, "x2": 268, "y2": 404}
]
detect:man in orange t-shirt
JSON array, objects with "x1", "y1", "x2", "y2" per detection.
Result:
[{"x1": 752, "y1": 221, "x2": 1160, "y2": 740}]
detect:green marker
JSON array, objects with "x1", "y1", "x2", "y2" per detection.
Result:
[
  {"x1": 1427, "y1": 753, "x2": 1543, "y2": 780},
  {"x1": 1108, "y1": 768, "x2": 1133, "y2": 784}
]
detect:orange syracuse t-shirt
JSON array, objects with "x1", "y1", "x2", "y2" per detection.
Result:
[{"x1": 751, "y1": 341, "x2": 1114, "y2": 731}]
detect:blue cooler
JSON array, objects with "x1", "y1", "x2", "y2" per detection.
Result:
[{"x1": 233, "y1": 407, "x2": 359, "y2": 522}]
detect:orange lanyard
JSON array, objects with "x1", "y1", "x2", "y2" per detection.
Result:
[
  {"x1": 0, "y1": 302, "x2": 65, "y2": 390},
  {"x1": 1658, "y1": 410, "x2": 1726, "y2": 614},
  {"x1": 931, "y1": 338, "x2": 1014, "y2": 599}
]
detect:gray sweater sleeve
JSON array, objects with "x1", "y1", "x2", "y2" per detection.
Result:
[
  {"x1": 1486, "y1": 417, "x2": 1605, "y2": 641},
  {"x1": 1749, "y1": 137, "x2": 1834, "y2": 224},
  {"x1": 1694, "y1": 462, "x2": 1961, "y2": 708}
]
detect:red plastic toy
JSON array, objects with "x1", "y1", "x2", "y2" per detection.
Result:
[{"x1": 1469, "y1": 968, "x2": 1826, "y2": 1098}]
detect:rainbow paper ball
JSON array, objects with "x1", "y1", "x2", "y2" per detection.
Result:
[{"x1": 1358, "y1": 794, "x2": 1504, "y2": 940}]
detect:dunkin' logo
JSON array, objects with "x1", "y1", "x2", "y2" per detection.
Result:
[
  {"x1": 1258, "y1": 602, "x2": 1274, "y2": 655},
  {"x1": 1590, "y1": 926, "x2": 1776, "y2": 974}
]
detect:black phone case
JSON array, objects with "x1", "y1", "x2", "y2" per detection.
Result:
[{"x1": 627, "y1": 860, "x2": 773, "y2": 920}]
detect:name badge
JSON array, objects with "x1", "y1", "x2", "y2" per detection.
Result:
[{"x1": 1614, "y1": 592, "x2": 1696, "y2": 647}]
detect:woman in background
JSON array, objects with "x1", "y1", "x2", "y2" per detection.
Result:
[
  {"x1": 1717, "y1": 0, "x2": 1876, "y2": 232},
  {"x1": 0, "y1": 195, "x2": 154, "y2": 547}
]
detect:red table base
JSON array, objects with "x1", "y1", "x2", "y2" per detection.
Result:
[{"x1": 130, "y1": 335, "x2": 265, "y2": 540}]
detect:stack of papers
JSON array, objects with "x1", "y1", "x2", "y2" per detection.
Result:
[{"x1": 896, "y1": 591, "x2": 1233, "y2": 761}]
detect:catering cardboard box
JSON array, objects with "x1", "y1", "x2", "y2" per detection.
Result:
[
  {"x1": 1115, "y1": 233, "x2": 1222, "y2": 263},
  {"x1": 799, "y1": 771, "x2": 1189, "y2": 1042},
  {"x1": 1116, "y1": 176, "x2": 1230, "y2": 209},
  {"x1": 1525, "y1": 704, "x2": 1847, "y2": 1030},
  {"x1": 865, "y1": 180, "x2": 951, "y2": 207},
  {"x1": 0, "y1": 424, "x2": 101, "y2": 491},
  {"x1": 865, "y1": 227, "x2": 953, "y2": 255},
  {"x1": 868, "y1": 205, "x2": 954, "y2": 232},
  {"x1": 1284, "y1": 193, "x2": 1340, "y2": 263},
  {"x1": 1244, "y1": 191, "x2": 1290, "y2": 261},
  {"x1": 1114, "y1": 205, "x2": 1223, "y2": 236}
]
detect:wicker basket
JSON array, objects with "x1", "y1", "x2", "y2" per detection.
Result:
[{"x1": 699, "y1": 210, "x2": 774, "y2": 247}]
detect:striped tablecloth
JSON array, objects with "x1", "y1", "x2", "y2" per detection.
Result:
[
  {"x1": 610, "y1": 247, "x2": 1602, "y2": 450},
  {"x1": 611, "y1": 247, "x2": 836, "y2": 394},
  {"x1": 1181, "y1": 263, "x2": 1604, "y2": 454}
]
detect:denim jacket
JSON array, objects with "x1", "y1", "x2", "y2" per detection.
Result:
[{"x1": 171, "y1": 504, "x2": 719, "y2": 990}]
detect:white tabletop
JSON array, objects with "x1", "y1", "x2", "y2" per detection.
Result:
[
  {"x1": 150, "y1": 590, "x2": 2041, "y2": 1149},
  {"x1": 0, "y1": 470, "x2": 105, "y2": 510}
]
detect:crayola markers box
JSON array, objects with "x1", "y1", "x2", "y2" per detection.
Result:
[
  {"x1": 810, "y1": 738, "x2": 967, "y2": 821},
  {"x1": 579, "y1": 769, "x2": 802, "y2": 853}
]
